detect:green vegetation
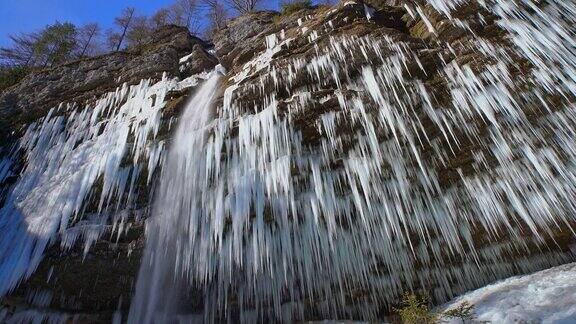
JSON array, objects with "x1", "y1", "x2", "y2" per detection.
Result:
[
  {"x1": 281, "y1": 0, "x2": 313, "y2": 15},
  {"x1": 1, "y1": 21, "x2": 99, "y2": 68},
  {"x1": 443, "y1": 301, "x2": 476, "y2": 323},
  {"x1": 394, "y1": 292, "x2": 478, "y2": 324},
  {"x1": 395, "y1": 292, "x2": 439, "y2": 324},
  {"x1": 0, "y1": 65, "x2": 29, "y2": 93},
  {"x1": 35, "y1": 22, "x2": 77, "y2": 67},
  {"x1": 0, "y1": 0, "x2": 206, "y2": 70}
]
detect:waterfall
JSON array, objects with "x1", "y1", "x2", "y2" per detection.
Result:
[{"x1": 129, "y1": 66, "x2": 224, "y2": 323}]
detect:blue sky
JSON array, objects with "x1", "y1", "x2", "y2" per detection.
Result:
[{"x1": 0, "y1": 0, "x2": 281, "y2": 47}]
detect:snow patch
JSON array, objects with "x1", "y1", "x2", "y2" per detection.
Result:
[{"x1": 443, "y1": 263, "x2": 576, "y2": 323}]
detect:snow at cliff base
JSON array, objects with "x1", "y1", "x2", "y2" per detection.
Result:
[{"x1": 443, "y1": 263, "x2": 576, "y2": 323}]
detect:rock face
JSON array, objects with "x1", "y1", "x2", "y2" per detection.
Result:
[
  {"x1": 2, "y1": 0, "x2": 576, "y2": 322},
  {"x1": 190, "y1": 2, "x2": 575, "y2": 320},
  {"x1": 213, "y1": 11, "x2": 279, "y2": 70},
  {"x1": 1, "y1": 226, "x2": 144, "y2": 323}
]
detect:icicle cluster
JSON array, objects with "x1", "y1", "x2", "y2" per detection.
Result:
[
  {"x1": 131, "y1": 0, "x2": 576, "y2": 322},
  {"x1": 0, "y1": 71, "x2": 210, "y2": 296},
  {"x1": 0, "y1": 289, "x2": 77, "y2": 324}
]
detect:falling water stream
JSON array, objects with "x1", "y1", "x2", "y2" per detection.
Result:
[{"x1": 128, "y1": 67, "x2": 224, "y2": 323}]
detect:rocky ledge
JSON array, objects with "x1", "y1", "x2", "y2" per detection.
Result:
[{"x1": 0, "y1": 25, "x2": 217, "y2": 147}]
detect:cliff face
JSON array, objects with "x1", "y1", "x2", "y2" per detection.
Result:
[{"x1": 1, "y1": 0, "x2": 576, "y2": 322}]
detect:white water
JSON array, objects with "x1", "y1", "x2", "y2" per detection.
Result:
[{"x1": 128, "y1": 66, "x2": 224, "y2": 324}]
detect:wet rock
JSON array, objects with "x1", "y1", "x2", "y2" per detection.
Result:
[
  {"x1": 213, "y1": 11, "x2": 280, "y2": 69},
  {"x1": 1, "y1": 223, "x2": 144, "y2": 322},
  {"x1": 180, "y1": 44, "x2": 219, "y2": 77}
]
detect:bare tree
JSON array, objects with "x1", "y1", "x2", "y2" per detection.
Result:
[
  {"x1": 126, "y1": 16, "x2": 152, "y2": 48},
  {"x1": 105, "y1": 29, "x2": 122, "y2": 51},
  {"x1": 0, "y1": 32, "x2": 40, "y2": 66},
  {"x1": 225, "y1": 0, "x2": 260, "y2": 14},
  {"x1": 152, "y1": 8, "x2": 170, "y2": 29},
  {"x1": 211, "y1": 2, "x2": 229, "y2": 30},
  {"x1": 201, "y1": 0, "x2": 228, "y2": 34},
  {"x1": 175, "y1": 0, "x2": 199, "y2": 30},
  {"x1": 201, "y1": 0, "x2": 218, "y2": 7},
  {"x1": 162, "y1": 0, "x2": 201, "y2": 34},
  {"x1": 150, "y1": 1, "x2": 202, "y2": 34},
  {"x1": 76, "y1": 23, "x2": 100, "y2": 58},
  {"x1": 113, "y1": 7, "x2": 136, "y2": 51}
]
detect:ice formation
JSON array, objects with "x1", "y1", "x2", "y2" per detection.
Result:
[
  {"x1": 1, "y1": 0, "x2": 576, "y2": 322},
  {"x1": 124, "y1": 0, "x2": 576, "y2": 322},
  {"x1": 0, "y1": 72, "x2": 210, "y2": 296},
  {"x1": 0, "y1": 289, "x2": 76, "y2": 324}
]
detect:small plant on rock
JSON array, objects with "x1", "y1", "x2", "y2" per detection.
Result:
[
  {"x1": 442, "y1": 301, "x2": 476, "y2": 323},
  {"x1": 394, "y1": 292, "x2": 439, "y2": 324},
  {"x1": 280, "y1": 0, "x2": 313, "y2": 15},
  {"x1": 0, "y1": 65, "x2": 29, "y2": 93}
]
